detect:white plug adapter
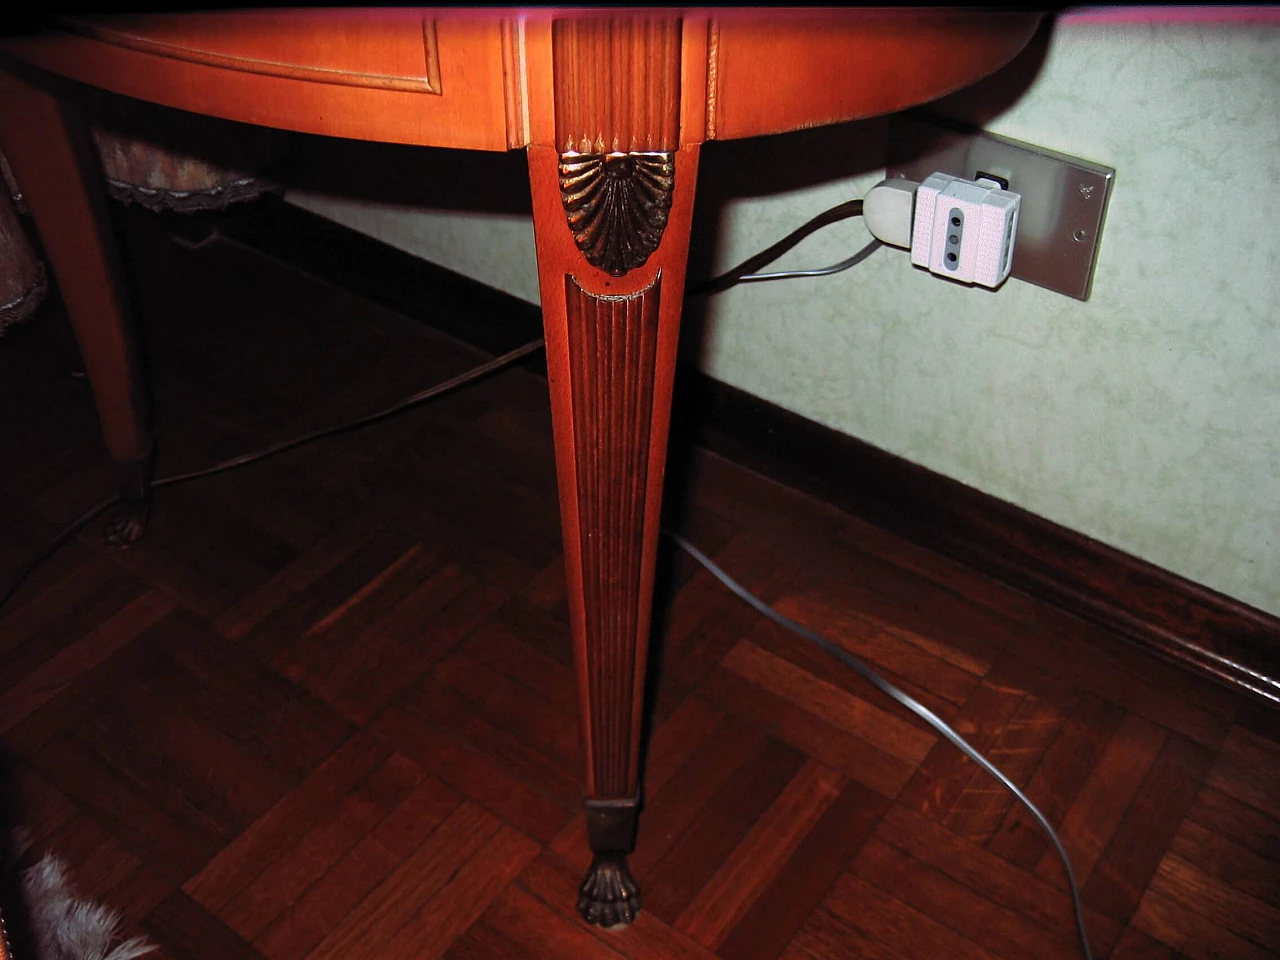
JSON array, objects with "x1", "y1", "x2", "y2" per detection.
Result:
[
  {"x1": 911, "y1": 173, "x2": 1020, "y2": 289},
  {"x1": 863, "y1": 174, "x2": 1021, "y2": 290}
]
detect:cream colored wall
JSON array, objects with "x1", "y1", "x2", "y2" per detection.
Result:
[{"x1": 288, "y1": 15, "x2": 1280, "y2": 616}]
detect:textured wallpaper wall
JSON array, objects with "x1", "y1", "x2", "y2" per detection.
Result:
[{"x1": 289, "y1": 16, "x2": 1280, "y2": 616}]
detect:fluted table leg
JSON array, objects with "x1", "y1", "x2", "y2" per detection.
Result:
[{"x1": 528, "y1": 130, "x2": 700, "y2": 924}]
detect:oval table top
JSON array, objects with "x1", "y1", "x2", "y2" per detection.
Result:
[{"x1": 0, "y1": 10, "x2": 1040, "y2": 152}]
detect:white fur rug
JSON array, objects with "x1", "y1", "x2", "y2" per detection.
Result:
[{"x1": 18, "y1": 856, "x2": 153, "y2": 960}]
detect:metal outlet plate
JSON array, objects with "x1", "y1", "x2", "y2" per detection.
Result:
[{"x1": 886, "y1": 113, "x2": 1114, "y2": 300}]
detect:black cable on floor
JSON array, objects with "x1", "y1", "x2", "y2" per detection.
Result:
[{"x1": 0, "y1": 339, "x2": 545, "y2": 611}]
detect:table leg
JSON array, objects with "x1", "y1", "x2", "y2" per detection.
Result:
[
  {"x1": 0, "y1": 70, "x2": 152, "y2": 545},
  {"x1": 529, "y1": 140, "x2": 700, "y2": 926}
]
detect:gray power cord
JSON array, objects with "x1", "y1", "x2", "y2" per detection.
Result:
[{"x1": 667, "y1": 532, "x2": 1095, "y2": 960}]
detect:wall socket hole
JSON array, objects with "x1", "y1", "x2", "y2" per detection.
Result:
[{"x1": 945, "y1": 207, "x2": 964, "y2": 270}]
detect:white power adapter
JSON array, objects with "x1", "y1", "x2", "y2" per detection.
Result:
[{"x1": 864, "y1": 173, "x2": 1021, "y2": 290}]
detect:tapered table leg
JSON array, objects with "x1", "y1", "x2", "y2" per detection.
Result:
[
  {"x1": 0, "y1": 70, "x2": 152, "y2": 544},
  {"x1": 529, "y1": 136, "x2": 700, "y2": 925}
]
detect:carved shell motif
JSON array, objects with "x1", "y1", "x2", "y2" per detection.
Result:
[{"x1": 559, "y1": 152, "x2": 674, "y2": 277}]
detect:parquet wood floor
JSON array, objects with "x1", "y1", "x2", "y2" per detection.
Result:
[{"x1": 1, "y1": 205, "x2": 1276, "y2": 959}]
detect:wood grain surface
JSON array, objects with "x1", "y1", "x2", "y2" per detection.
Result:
[{"x1": 0, "y1": 10, "x2": 1038, "y2": 151}]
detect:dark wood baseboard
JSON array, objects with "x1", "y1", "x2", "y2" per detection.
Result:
[
  {"x1": 682, "y1": 377, "x2": 1280, "y2": 708},
  {"x1": 190, "y1": 194, "x2": 1280, "y2": 708}
]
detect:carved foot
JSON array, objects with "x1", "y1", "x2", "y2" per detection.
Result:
[
  {"x1": 104, "y1": 450, "x2": 153, "y2": 548},
  {"x1": 103, "y1": 498, "x2": 150, "y2": 548},
  {"x1": 577, "y1": 853, "x2": 640, "y2": 928}
]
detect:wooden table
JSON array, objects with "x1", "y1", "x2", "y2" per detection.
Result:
[{"x1": 0, "y1": 9, "x2": 1037, "y2": 927}]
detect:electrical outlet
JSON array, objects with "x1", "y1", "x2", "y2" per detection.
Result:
[{"x1": 886, "y1": 113, "x2": 1114, "y2": 300}]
